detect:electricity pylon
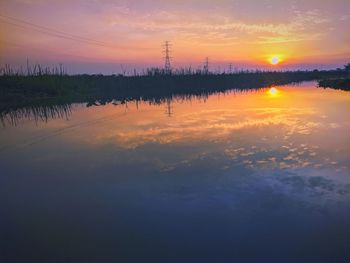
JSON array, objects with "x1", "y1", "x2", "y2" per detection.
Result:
[
  {"x1": 203, "y1": 57, "x2": 209, "y2": 74},
  {"x1": 163, "y1": 41, "x2": 172, "y2": 74}
]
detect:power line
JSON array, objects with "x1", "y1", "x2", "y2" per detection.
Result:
[
  {"x1": 0, "y1": 17, "x2": 112, "y2": 48},
  {"x1": 0, "y1": 14, "x2": 155, "y2": 51},
  {"x1": 0, "y1": 14, "x2": 109, "y2": 46},
  {"x1": 0, "y1": 39, "x2": 100, "y2": 61},
  {"x1": 0, "y1": 19, "x2": 116, "y2": 49}
]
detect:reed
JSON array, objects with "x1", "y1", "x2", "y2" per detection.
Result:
[{"x1": 1, "y1": 62, "x2": 349, "y2": 117}]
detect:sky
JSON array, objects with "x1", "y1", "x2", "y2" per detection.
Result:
[{"x1": 0, "y1": 0, "x2": 349, "y2": 74}]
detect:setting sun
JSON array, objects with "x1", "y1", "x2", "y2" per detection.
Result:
[
  {"x1": 269, "y1": 87, "x2": 277, "y2": 94},
  {"x1": 270, "y1": 56, "x2": 280, "y2": 65}
]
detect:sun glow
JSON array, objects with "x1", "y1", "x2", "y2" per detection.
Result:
[
  {"x1": 270, "y1": 56, "x2": 280, "y2": 65},
  {"x1": 268, "y1": 87, "x2": 280, "y2": 97}
]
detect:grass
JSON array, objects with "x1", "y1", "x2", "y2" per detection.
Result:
[
  {"x1": 0, "y1": 63, "x2": 349, "y2": 115},
  {"x1": 318, "y1": 78, "x2": 350, "y2": 91}
]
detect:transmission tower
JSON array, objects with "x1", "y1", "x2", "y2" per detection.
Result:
[
  {"x1": 203, "y1": 57, "x2": 209, "y2": 74},
  {"x1": 163, "y1": 41, "x2": 172, "y2": 74}
]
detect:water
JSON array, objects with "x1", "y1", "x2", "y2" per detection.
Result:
[{"x1": 1, "y1": 81, "x2": 350, "y2": 263}]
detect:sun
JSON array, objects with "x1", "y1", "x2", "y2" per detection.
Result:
[
  {"x1": 267, "y1": 87, "x2": 280, "y2": 97},
  {"x1": 270, "y1": 56, "x2": 280, "y2": 65},
  {"x1": 269, "y1": 87, "x2": 278, "y2": 95}
]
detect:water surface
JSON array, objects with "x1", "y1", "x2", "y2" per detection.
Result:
[{"x1": 1, "y1": 81, "x2": 350, "y2": 262}]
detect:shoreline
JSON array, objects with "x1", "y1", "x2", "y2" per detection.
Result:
[{"x1": 1, "y1": 70, "x2": 349, "y2": 113}]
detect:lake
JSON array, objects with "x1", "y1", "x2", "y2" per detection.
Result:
[{"x1": 1, "y1": 81, "x2": 350, "y2": 263}]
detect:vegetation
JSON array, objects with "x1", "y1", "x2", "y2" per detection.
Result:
[
  {"x1": 318, "y1": 78, "x2": 350, "y2": 91},
  {"x1": 317, "y1": 63, "x2": 350, "y2": 90},
  {"x1": 0, "y1": 63, "x2": 349, "y2": 123}
]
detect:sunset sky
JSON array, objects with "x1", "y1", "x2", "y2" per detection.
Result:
[{"x1": 1, "y1": 0, "x2": 349, "y2": 74}]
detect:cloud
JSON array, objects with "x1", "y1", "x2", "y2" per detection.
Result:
[
  {"x1": 103, "y1": 6, "x2": 330, "y2": 44},
  {"x1": 93, "y1": 107, "x2": 318, "y2": 149},
  {"x1": 255, "y1": 33, "x2": 325, "y2": 44},
  {"x1": 339, "y1": 15, "x2": 349, "y2": 21}
]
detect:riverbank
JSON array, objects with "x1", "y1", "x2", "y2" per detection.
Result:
[
  {"x1": 318, "y1": 78, "x2": 350, "y2": 91},
  {"x1": 0, "y1": 70, "x2": 348, "y2": 113}
]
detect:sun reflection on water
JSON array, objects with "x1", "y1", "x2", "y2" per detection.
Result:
[{"x1": 268, "y1": 87, "x2": 280, "y2": 97}]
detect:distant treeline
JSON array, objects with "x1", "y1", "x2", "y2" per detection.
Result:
[
  {"x1": 0, "y1": 63, "x2": 349, "y2": 116},
  {"x1": 318, "y1": 78, "x2": 350, "y2": 91}
]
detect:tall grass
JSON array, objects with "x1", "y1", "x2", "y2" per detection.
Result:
[
  {"x1": 0, "y1": 61, "x2": 67, "y2": 76},
  {"x1": 1, "y1": 62, "x2": 349, "y2": 117}
]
